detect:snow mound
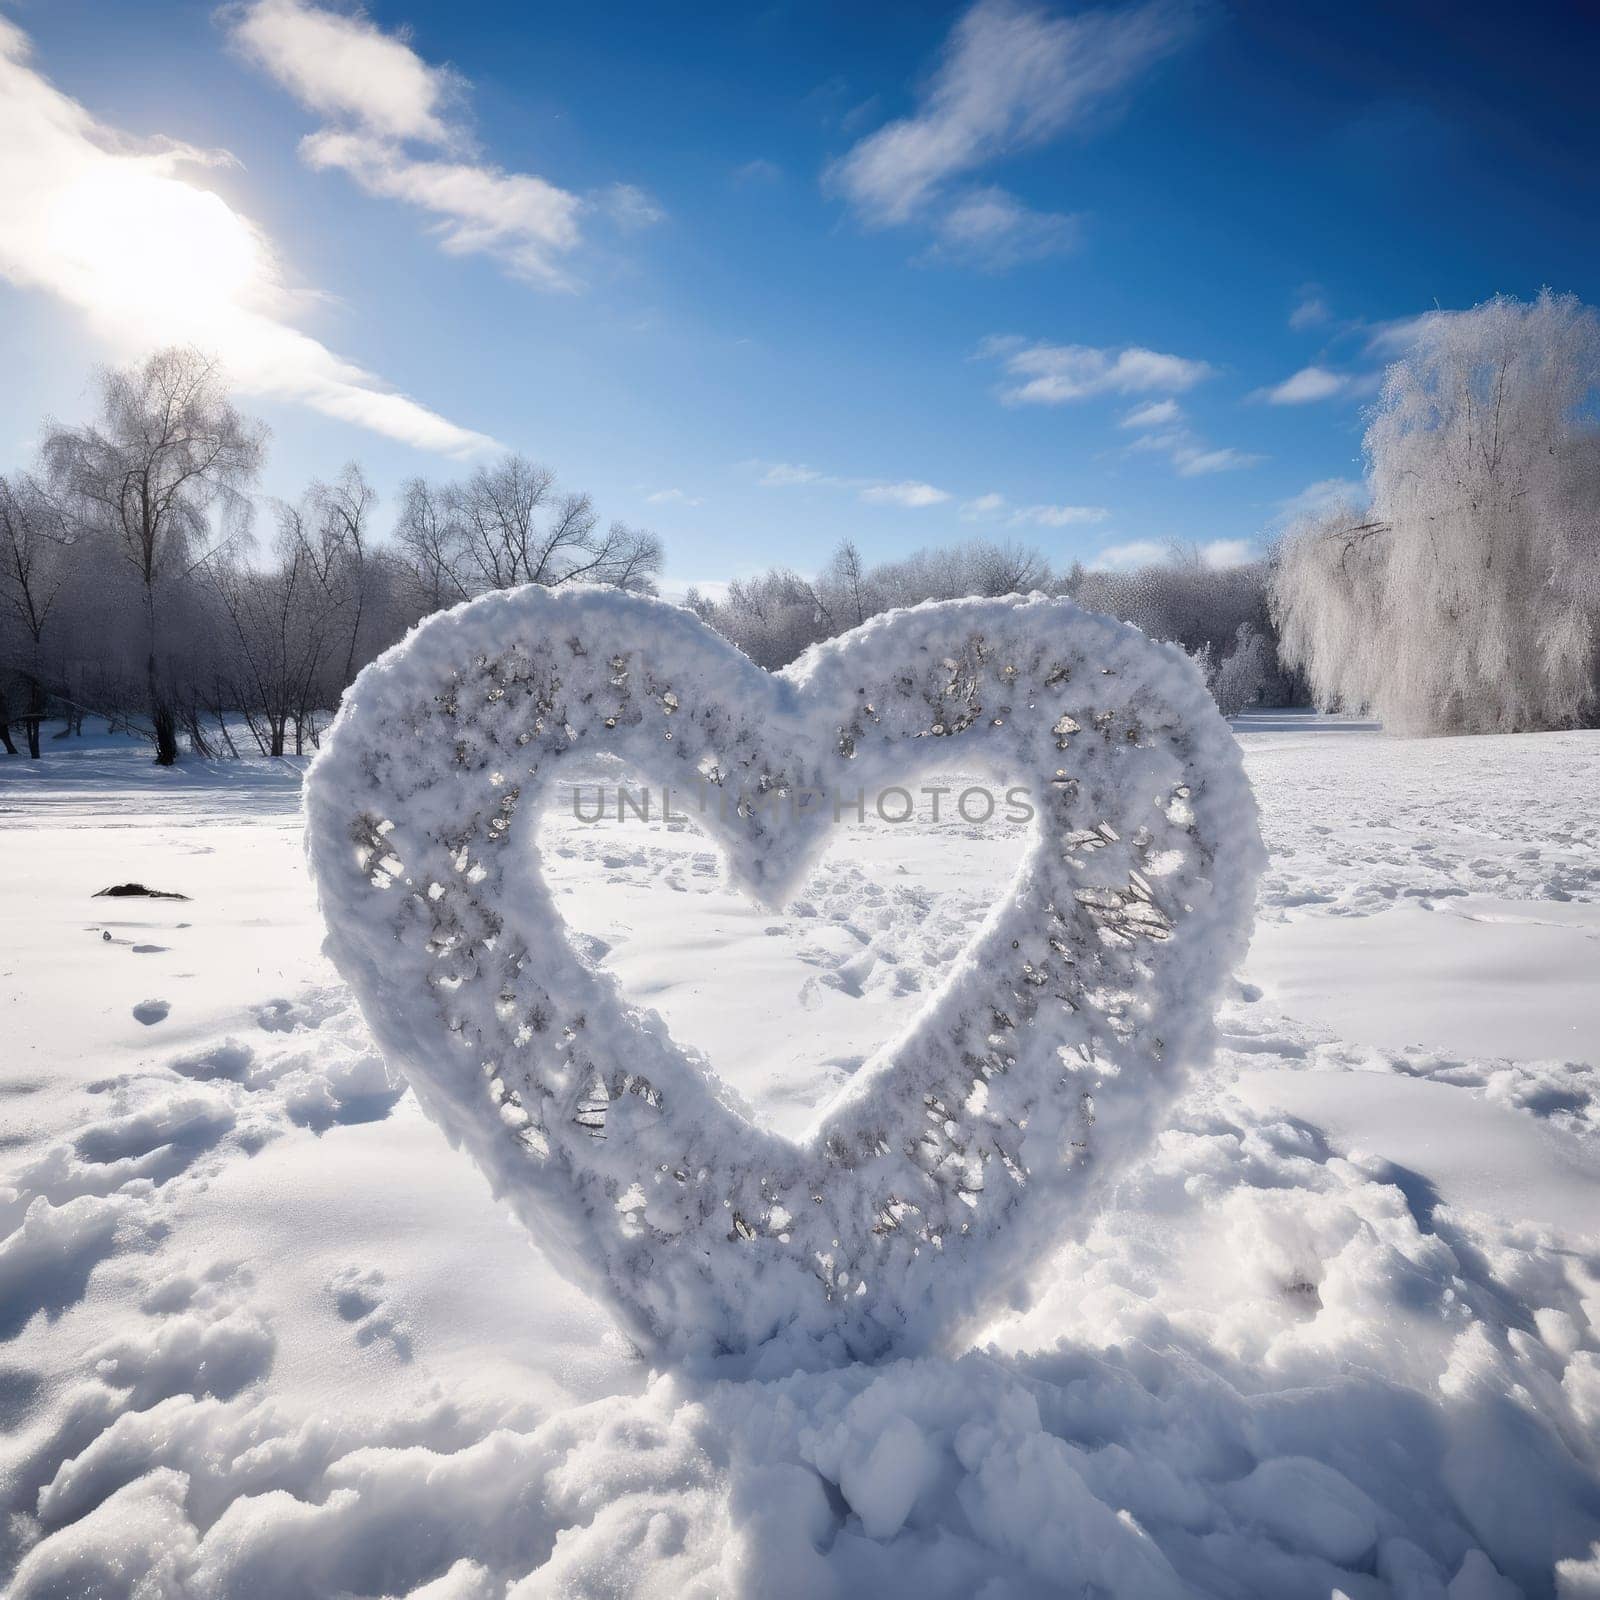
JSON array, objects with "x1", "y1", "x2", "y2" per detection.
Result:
[{"x1": 304, "y1": 587, "x2": 1262, "y2": 1364}]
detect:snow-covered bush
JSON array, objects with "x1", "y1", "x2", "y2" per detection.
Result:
[
  {"x1": 1274, "y1": 291, "x2": 1600, "y2": 734},
  {"x1": 687, "y1": 540, "x2": 1054, "y2": 671},
  {"x1": 1074, "y1": 548, "x2": 1275, "y2": 671},
  {"x1": 1215, "y1": 621, "x2": 1271, "y2": 717},
  {"x1": 305, "y1": 586, "x2": 1261, "y2": 1366}
]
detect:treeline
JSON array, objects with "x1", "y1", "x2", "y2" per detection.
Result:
[
  {"x1": 0, "y1": 347, "x2": 662, "y2": 762},
  {"x1": 28, "y1": 296, "x2": 1589, "y2": 763},
  {"x1": 1, "y1": 342, "x2": 1296, "y2": 766},
  {"x1": 686, "y1": 539, "x2": 1292, "y2": 715}
]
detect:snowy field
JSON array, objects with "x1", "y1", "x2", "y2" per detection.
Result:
[{"x1": 2, "y1": 713, "x2": 1599, "y2": 1598}]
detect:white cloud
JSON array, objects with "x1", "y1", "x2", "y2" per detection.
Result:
[
  {"x1": 859, "y1": 479, "x2": 951, "y2": 508},
  {"x1": 963, "y1": 492, "x2": 1108, "y2": 526},
  {"x1": 645, "y1": 488, "x2": 701, "y2": 506},
  {"x1": 0, "y1": 17, "x2": 490, "y2": 454},
  {"x1": 732, "y1": 158, "x2": 782, "y2": 186},
  {"x1": 1197, "y1": 537, "x2": 1255, "y2": 567},
  {"x1": 1087, "y1": 539, "x2": 1167, "y2": 571},
  {"x1": 1119, "y1": 397, "x2": 1180, "y2": 429},
  {"x1": 300, "y1": 129, "x2": 584, "y2": 288},
  {"x1": 666, "y1": 577, "x2": 732, "y2": 604},
  {"x1": 754, "y1": 462, "x2": 948, "y2": 506},
  {"x1": 961, "y1": 491, "x2": 1008, "y2": 518},
  {"x1": 1124, "y1": 424, "x2": 1262, "y2": 477},
  {"x1": 755, "y1": 462, "x2": 1106, "y2": 519},
  {"x1": 226, "y1": 0, "x2": 459, "y2": 142},
  {"x1": 1365, "y1": 311, "x2": 1445, "y2": 355},
  {"x1": 1088, "y1": 536, "x2": 1255, "y2": 572},
  {"x1": 827, "y1": 0, "x2": 1188, "y2": 227},
  {"x1": 1019, "y1": 502, "x2": 1108, "y2": 526},
  {"x1": 984, "y1": 339, "x2": 1212, "y2": 405},
  {"x1": 228, "y1": 0, "x2": 659, "y2": 290},
  {"x1": 1261, "y1": 365, "x2": 1346, "y2": 404},
  {"x1": 1125, "y1": 427, "x2": 1187, "y2": 455},
  {"x1": 600, "y1": 183, "x2": 667, "y2": 231},
  {"x1": 921, "y1": 186, "x2": 1080, "y2": 270},
  {"x1": 1289, "y1": 290, "x2": 1330, "y2": 331},
  {"x1": 757, "y1": 461, "x2": 829, "y2": 488},
  {"x1": 1170, "y1": 444, "x2": 1262, "y2": 475},
  {"x1": 750, "y1": 461, "x2": 952, "y2": 510}
]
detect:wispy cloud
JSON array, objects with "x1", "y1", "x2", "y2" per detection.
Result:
[
  {"x1": 1258, "y1": 364, "x2": 1347, "y2": 404},
  {"x1": 1122, "y1": 419, "x2": 1262, "y2": 476},
  {"x1": 981, "y1": 337, "x2": 1212, "y2": 405},
  {"x1": 227, "y1": 0, "x2": 660, "y2": 290},
  {"x1": 226, "y1": 0, "x2": 461, "y2": 141},
  {"x1": 599, "y1": 183, "x2": 667, "y2": 231},
  {"x1": 1364, "y1": 311, "x2": 1445, "y2": 355},
  {"x1": 0, "y1": 16, "x2": 490, "y2": 454},
  {"x1": 1289, "y1": 286, "x2": 1330, "y2": 331},
  {"x1": 751, "y1": 461, "x2": 950, "y2": 508},
  {"x1": 826, "y1": 0, "x2": 1190, "y2": 266},
  {"x1": 752, "y1": 462, "x2": 1108, "y2": 521},
  {"x1": 962, "y1": 491, "x2": 1008, "y2": 518},
  {"x1": 757, "y1": 462, "x2": 829, "y2": 488},
  {"x1": 1119, "y1": 397, "x2": 1180, "y2": 428},
  {"x1": 975, "y1": 335, "x2": 1251, "y2": 474},
  {"x1": 920, "y1": 186, "x2": 1081, "y2": 270},
  {"x1": 860, "y1": 480, "x2": 951, "y2": 508},
  {"x1": 1169, "y1": 444, "x2": 1262, "y2": 475},
  {"x1": 298, "y1": 129, "x2": 584, "y2": 286},
  {"x1": 732, "y1": 158, "x2": 783, "y2": 187},
  {"x1": 645, "y1": 487, "x2": 701, "y2": 507},
  {"x1": 961, "y1": 492, "x2": 1108, "y2": 526}
]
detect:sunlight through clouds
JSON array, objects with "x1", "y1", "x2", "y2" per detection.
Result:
[{"x1": 0, "y1": 16, "x2": 492, "y2": 455}]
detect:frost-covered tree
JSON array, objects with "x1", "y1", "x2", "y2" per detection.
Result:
[
  {"x1": 1214, "y1": 620, "x2": 1271, "y2": 717},
  {"x1": 1074, "y1": 543, "x2": 1275, "y2": 665},
  {"x1": 42, "y1": 348, "x2": 266, "y2": 763},
  {"x1": 0, "y1": 349, "x2": 668, "y2": 759},
  {"x1": 690, "y1": 538, "x2": 1073, "y2": 669},
  {"x1": 687, "y1": 569, "x2": 833, "y2": 670},
  {"x1": 395, "y1": 455, "x2": 663, "y2": 606},
  {"x1": 1274, "y1": 291, "x2": 1600, "y2": 734},
  {"x1": 0, "y1": 473, "x2": 75, "y2": 756}
]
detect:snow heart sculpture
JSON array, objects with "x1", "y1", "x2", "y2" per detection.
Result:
[{"x1": 305, "y1": 587, "x2": 1261, "y2": 1367}]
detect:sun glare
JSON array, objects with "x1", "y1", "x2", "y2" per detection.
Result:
[{"x1": 47, "y1": 166, "x2": 269, "y2": 332}]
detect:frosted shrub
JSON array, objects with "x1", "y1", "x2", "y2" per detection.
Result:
[
  {"x1": 1215, "y1": 622, "x2": 1271, "y2": 717},
  {"x1": 305, "y1": 587, "x2": 1260, "y2": 1366},
  {"x1": 1274, "y1": 291, "x2": 1600, "y2": 734}
]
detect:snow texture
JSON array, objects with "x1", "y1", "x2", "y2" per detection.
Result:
[
  {"x1": 303, "y1": 587, "x2": 1262, "y2": 1365},
  {"x1": 2, "y1": 712, "x2": 1599, "y2": 1595}
]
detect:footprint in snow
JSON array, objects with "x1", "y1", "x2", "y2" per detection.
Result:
[
  {"x1": 328, "y1": 1265, "x2": 413, "y2": 1360},
  {"x1": 133, "y1": 999, "x2": 171, "y2": 1025}
]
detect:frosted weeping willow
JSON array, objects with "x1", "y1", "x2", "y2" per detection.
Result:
[
  {"x1": 304, "y1": 587, "x2": 1260, "y2": 1366},
  {"x1": 1274, "y1": 290, "x2": 1600, "y2": 735}
]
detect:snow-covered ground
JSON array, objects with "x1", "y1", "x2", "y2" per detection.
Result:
[{"x1": 1, "y1": 711, "x2": 1598, "y2": 1598}]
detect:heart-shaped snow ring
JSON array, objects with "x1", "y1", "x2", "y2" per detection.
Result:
[{"x1": 305, "y1": 588, "x2": 1261, "y2": 1366}]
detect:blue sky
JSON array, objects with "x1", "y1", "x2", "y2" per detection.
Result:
[{"x1": 2, "y1": 0, "x2": 1596, "y2": 588}]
